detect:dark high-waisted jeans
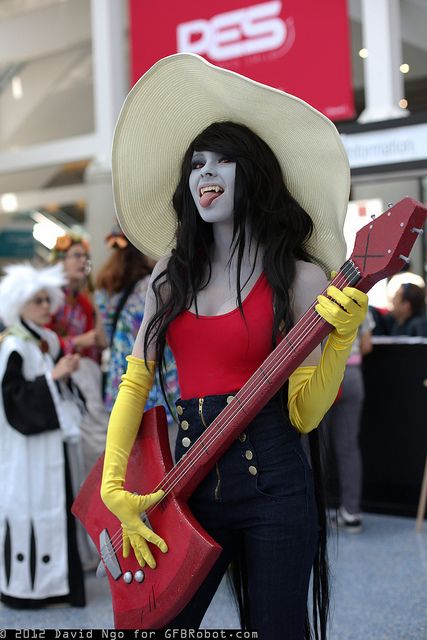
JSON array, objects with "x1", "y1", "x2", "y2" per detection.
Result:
[{"x1": 169, "y1": 393, "x2": 318, "y2": 640}]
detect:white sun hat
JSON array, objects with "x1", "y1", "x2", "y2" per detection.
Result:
[
  {"x1": 112, "y1": 53, "x2": 350, "y2": 275},
  {"x1": 0, "y1": 263, "x2": 66, "y2": 327}
]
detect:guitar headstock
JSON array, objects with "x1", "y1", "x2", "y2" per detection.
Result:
[{"x1": 349, "y1": 197, "x2": 427, "y2": 292}]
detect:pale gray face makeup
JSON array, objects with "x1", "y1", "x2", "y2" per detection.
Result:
[{"x1": 188, "y1": 150, "x2": 236, "y2": 224}]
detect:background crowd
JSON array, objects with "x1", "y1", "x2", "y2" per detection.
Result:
[{"x1": 0, "y1": 228, "x2": 179, "y2": 608}]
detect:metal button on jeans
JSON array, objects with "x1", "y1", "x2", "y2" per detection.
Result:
[
  {"x1": 177, "y1": 405, "x2": 184, "y2": 415},
  {"x1": 248, "y1": 465, "x2": 258, "y2": 476},
  {"x1": 182, "y1": 437, "x2": 191, "y2": 448},
  {"x1": 181, "y1": 420, "x2": 189, "y2": 430},
  {"x1": 245, "y1": 450, "x2": 253, "y2": 460},
  {"x1": 226, "y1": 395, "x2": 234, "y2": 404},
  {"x1": 239, "y1": 433, "x2": 247, "y2": 442}
]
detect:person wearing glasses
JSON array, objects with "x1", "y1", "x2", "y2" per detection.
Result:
[
  {"x1": 0, "y1": 263, "x2": 85, "y2": 608},
  {"x1": 48, "y1": 233, "x2": 106, "y2": 361},
  {"x1": 49, "y1": 233, "x2": 109, "y2": 484}
]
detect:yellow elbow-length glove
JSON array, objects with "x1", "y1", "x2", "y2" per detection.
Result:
[
  {"x1": 288, "y1": 286, "x2": 368, "y2": 433},
  {"x1": 100, "y1": 355, "x2": 168, "y2": 568}
]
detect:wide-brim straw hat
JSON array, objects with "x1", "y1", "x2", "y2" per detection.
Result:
[{"x1": 112, "y1": 53, "x2": 350, "y2": 275}]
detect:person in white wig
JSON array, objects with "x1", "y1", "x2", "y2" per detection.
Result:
[{"x1": 0, "y1": 263, "x2": 86, "y2": 608}]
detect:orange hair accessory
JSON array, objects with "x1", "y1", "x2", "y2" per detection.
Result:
[
  {"x1": 52, "y1": 233, "x2": 90, "y2": 258},
  {"x1": 105, "y1": 226, "x2": 129, "y2": 250}
]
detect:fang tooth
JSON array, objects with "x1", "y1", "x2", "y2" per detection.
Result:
[{"x1": 200, "y1": 185, "x2": 223, "y2": 195}]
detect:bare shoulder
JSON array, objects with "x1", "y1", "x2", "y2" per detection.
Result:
[
  {"x1": 151, "y1": 253, "x2": 171, "y2": 279},
  {"x1": 132, "y1": 253, "x2": 171, "y2": 358},
  {"x1": 292, "y1": 260, "x2": 329, "y2": 323},
  {"x1": 146, "y1": 253, "x2": 171, "y2": 299},
  {"x1": 294, "y1": 260, "x2": 328, "y2": 290}
]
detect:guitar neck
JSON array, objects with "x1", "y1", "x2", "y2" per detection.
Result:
[{"x1": 168, "y1": 260, "x2": 362, "y2": 500}]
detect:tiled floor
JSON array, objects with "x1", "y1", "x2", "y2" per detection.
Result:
[{"x1": 1, "y1": 514, "x2": 426, "y2": 639}]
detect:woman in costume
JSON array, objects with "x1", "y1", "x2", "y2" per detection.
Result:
[
  {"x1": 49, "y1": 233, "x2": 105, "y2": 362},
  {"x1": 0, "y1": 263, "x2": 85, "y2": 608},
  {"x1": 94, "y1": 226, "x2": 179, "y2": 422},
  {"x1": 50, "y1": 233, "x2": 109, "y2": 477},
  {"x1": 100, "y1": 54, "x2": 367, "y2": 638}
]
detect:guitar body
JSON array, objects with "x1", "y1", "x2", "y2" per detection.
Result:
[{"x1": 72, "y1": 406, "x2": 221, "y2": 629}]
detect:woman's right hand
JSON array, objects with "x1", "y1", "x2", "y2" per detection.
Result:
[{"x1": 52, "y1": 353, "x2": 80, "y2": 380}]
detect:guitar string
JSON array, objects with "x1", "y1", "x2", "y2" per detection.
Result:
[
  {"x1": 100, "y1": 266, "x2": 356, "y2": 561},
  {"x1": 101, "y1": 265, "x2": 357, "y2": 560},
  {"x1": 101, "y1": 264, "x2": 358, "y2": 560}
]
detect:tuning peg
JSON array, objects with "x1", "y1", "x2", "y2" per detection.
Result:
[
  {"x1": 399, "y1": 254, "x2": 410, "y2": 264},
  {"x1": 371, "y1": 214, "x2": 376, "y2": 220},
  {"x1": 387, "y1": 202, "x2": 394, "y2": 208},
  {"x1": 411, "y1": 227, "x2": 424, "y2": 235}
]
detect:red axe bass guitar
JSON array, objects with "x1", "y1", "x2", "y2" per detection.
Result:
[{"x1": 72, "y1": 197, "x2": 426, "y2": 629}]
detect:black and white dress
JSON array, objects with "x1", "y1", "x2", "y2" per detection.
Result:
[{"x1": 0, "y1": 320, "x2": 85, "y2": 608}]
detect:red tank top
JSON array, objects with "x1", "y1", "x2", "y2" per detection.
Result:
[{"x1": 167, "y1": 273, "x2": 274, "y2": 399}]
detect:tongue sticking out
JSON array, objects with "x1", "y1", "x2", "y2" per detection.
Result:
[{"x1": 199, "y1": 191, "x2": 223, "y2": 208}]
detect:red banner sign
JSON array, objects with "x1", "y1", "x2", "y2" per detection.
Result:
[{"x1": 129, "y1": 0, "x2": 355, "y2": 121}]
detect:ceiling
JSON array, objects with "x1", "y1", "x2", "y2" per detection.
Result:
[{"x1": 0, "y1": 0, "x2": 60, "y2": 20}]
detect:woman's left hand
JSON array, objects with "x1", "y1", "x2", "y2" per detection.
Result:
[{"x1": 315, "y1": 286, "x2": 368, "y2": 342}]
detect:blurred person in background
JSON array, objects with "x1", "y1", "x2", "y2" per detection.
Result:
[
  {"x1": 48, "y1": 233, "x2": 105, "y2": 360},
  {"x1": 387, "y1": 283, "x2": 427, "y2": 337},
  {"x1": 49, "y1": 233, "x2": 109, "y2": 476},
  {"x1": 94, "y1": 226, "x2": 179, "y2": 423},
  {"x1": 322, "y1": 309, "x2": 375, "y2": 533},
  {"x1": 0, "y1": 263, "x2": 85, "y2": 608}
]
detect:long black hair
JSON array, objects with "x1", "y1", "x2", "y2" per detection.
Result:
[
  {"x1": 144, "y1": 121, "x2": 314, "y2": 348},
  {"x1": 144, "y1": 121, "x2": 329, "y2": 638}
]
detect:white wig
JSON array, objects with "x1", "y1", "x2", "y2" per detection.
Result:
[{"x1": 0, "y1": 263, "x2": 66, "y2": 327}]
